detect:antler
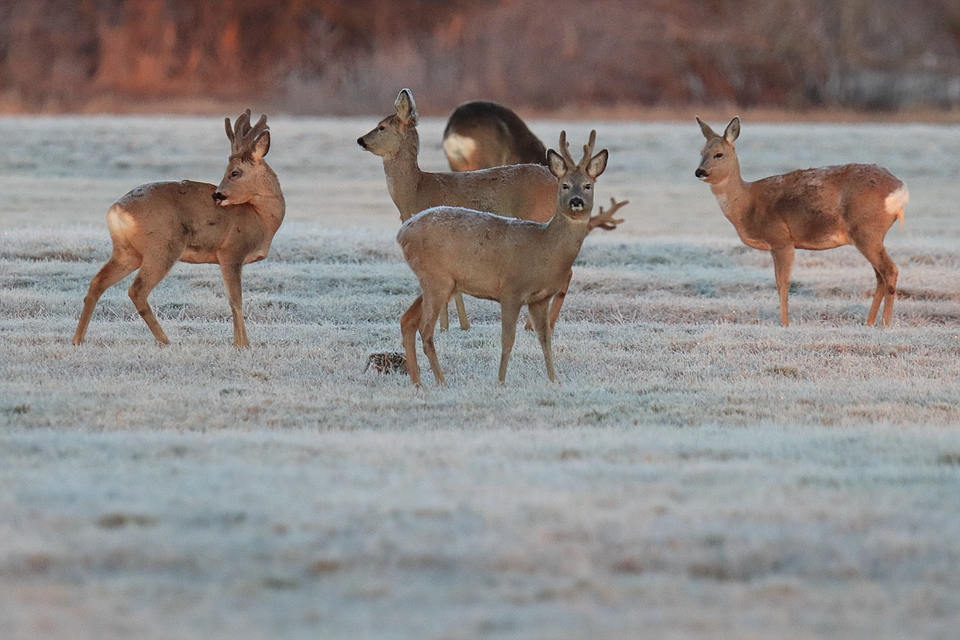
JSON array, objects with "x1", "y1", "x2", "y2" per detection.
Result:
[
  {"x1": 588, "y1": 198, "x2": 628, "y2": 231},
  {"x1": 579, "y1": 130, "x2": 597, "y2": 168},
  {"x1": 225, "y1": 110, "x2": 268, "y2": 158},
  {"x1": 558, "y1": 130, "x2": 576, "y2": 167}
]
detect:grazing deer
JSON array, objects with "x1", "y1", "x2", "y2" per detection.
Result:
[
  {"x1": 396, "y1": 130, "x2": 608, "y2": 386},
  {"x1": 358, "y1": 88, "x2": 624, "y2": 332},
  {"x1": 442, "y1": 100, "x2": 547, "y2": 171},
  {"x1": 695, "y1": 116, "x2": 908, "y2": 326},
  {"x1": 72, "y1": 110, "x2": 284, "y2": 347}
]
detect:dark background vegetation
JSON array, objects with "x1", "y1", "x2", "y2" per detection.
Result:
[{"x1": 3, "y1": 0, "x2": 960, "y2": 115}]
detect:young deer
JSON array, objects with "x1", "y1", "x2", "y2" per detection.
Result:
[
  {"x1": 396, "y1": 130, "x2": 608, "y2": 386},
  {"x1": 695, "y1": 116, "x2": 908, "y2": 326},
  {"x1": 72, "y1": 110, "x2": 284, "y2": 347},
  {"x1": 358, "y1": 89, "x2": 623, "y2": 332},
  {"x1": 442, "y1": 100, "x2": 547, "y2": 171}
]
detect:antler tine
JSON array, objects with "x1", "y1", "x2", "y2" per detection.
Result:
[
  {"x1": 224, "y1": 116, "x2": 235, "y2": 144},
  {"x1": 243, "y1": 114, "x2": 268, "y2": 145},
  {"x1": 588, "y1": 198, "x2": 628, "y2": 231},
  {"x1": 558, "y1": 130, "x2": 576, "y2": 167},
  {"x1": 579, "y1": 130, "x2": 597, "y2": 168}
]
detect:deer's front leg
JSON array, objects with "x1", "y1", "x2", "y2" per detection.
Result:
[
  {"x1": 770, "y1": 245, "x2": 795, "y2": 327},
  {"x1": 219, "y1": 261, "x2": 249, "y2": 347},
  {"x1": 498, "y1": 299, "x2": 522, "y2": 383}
]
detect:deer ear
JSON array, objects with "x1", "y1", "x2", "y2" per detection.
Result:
[
  {"x1": 547, "y1": 149, "x2": 566, "y2": 178},
  {"x1": 251, "y1": 131, "x2": 270, "y2": 161},
  {"x1": 587, "y1": 149, "x2": 608, "y2": 179},
  {"x1": 723, "y1": 117, "x2": 740, "y2": 144},
  {"x1": 395, "y1": 89, "x2": 418, "y2": 125},
  {"x1": 696, "y1": 116, "x2": 719, "y2": 140}
]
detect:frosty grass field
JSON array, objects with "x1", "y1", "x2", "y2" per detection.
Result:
[{"x1": 1, "y1": 115, "x2": 959, "y2": 639}]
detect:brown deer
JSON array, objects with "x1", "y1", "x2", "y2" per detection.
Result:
[
  {"x1": 358, "y1": 88, "x2": 624, "y2": 332},
  {"x1": 695, "y1": 116, "x2": 908, "y2": 326},
  {"x1": 442, "y1": 100, "x2": 547, "y2": 171},
  {"x1": 72, "y1": 110, "x2": 284, "y2": 347},
  {"x1": 396, "y1": 130, "x2": 608, "y2": 386}
]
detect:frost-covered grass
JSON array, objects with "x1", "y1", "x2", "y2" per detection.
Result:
[{"x1": 1, "y1": 117, "x2": 960, "y2": 639}]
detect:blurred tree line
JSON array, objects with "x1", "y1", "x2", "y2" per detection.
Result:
[{"x1": 3, "y1": 0, "x2": 960, "y2": 114}]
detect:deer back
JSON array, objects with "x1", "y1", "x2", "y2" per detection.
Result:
[
  {"x1": 442, "y1": 100, "x2": 547, "y2": 171},
  {"x1": 360, "y1": 89, "x2": 559, "y2": 223}
]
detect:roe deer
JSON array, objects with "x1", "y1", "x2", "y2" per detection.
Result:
[
  {"x1": 72, "y1": 110, "x2": 284, "y2": 347},
  {"x1": 695, "y1": 116, "x2": 908, "y2": 326},
  {"x1": 442, "y1": 100, "x2": 547, "y2": 171},
  {"x1": 358, "y1": 88, "x2": 623, "y2": 332},
  {"x1": 396, "y1": 130, "x2": 608, "y2": 386}
]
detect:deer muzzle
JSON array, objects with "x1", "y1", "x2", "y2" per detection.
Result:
[
  {"x1": 212, "y1": 192, "x2": 228, "y2": 206},
  {"x1": 569, "y1": 196, "x2": 585, "y2": 211},
  {"x1": 695, "y1": 168, "x2": 708, "y2": 179}
]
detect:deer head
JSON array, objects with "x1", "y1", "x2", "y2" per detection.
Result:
[
  {"x1": 695, "y1": 116, "x2": 740, "y2": 184},
  {"x1": 546, "y1": 130, "x2": 608, "y2": 222},
  {"x1": 213, "y1": 110, "x2": 272, "y2": 206},
  {"x1": 357, "y1": 88, "x2": 419, "y2": 158}
]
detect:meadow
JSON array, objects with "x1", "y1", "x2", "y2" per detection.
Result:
[{"x1": 1, "y1": 115, "x2": 959, "y2": 638}]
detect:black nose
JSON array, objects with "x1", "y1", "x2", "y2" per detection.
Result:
[
  {"x1": 357, "y1": 137, "x2": 367, "y2": 149},
  {"x1": 695, "y1": 168, "x2": 707, "y2": 178},
  {"x1": 212, "y1": 192, "x2": 225, "y2": 203},
  {"x1": 569, "y1": 196, "x2": 585, "y2": 209}
]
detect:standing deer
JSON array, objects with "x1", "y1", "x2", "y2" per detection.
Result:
[
  {"x1": 397, "y1": 130, "x2": 608, "y2": 386},
  {"x1": 72, "y1": 110, "x2": 284, "y2": 347},
  {"x1": 442, "y1": 100, "x2": 547, "y2": 171},
  {"x1": 358, "y1": 88, "x2": 624, "y2": 332},
  {"x1": 695, "y1": 116, "x2": 908, "y2": 326}
]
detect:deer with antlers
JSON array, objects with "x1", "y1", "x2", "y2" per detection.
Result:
[
  {"x1": 359, "y1": 89, "x2": 625, "y2": 332},
  {"x1": 72, "y1": 110, "x2": 284, "y2": 347},
  {"x1": 695, "y1": 116, "x2": 908, "y2": 326},
  {"x1": 397, "y1": 130, "x2": 608, "y2": 386}
]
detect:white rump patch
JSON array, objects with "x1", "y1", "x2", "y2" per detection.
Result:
[
  {"x1": 442, "y1": 133, "x2": 478, "y2": 167},
  {"x1": 885, "y1": 186, "x2": 909, "y2": 228}
]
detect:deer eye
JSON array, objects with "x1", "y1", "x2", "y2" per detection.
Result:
[
  {"x1": 562, "y1": 183, "x2": 570, "y2": 190},
  {"x1": 714, "y1": 153, "x2": 723, "y2": 158},
  {"x1": 231, "y1": 169, "x2": 241, "y2": 178},
  {"x1": 378, "y1": 125, "x2": 386, "y2": 131},
  {"x1": 584, "y1": 184, "x2": 592, "y2": 190}
]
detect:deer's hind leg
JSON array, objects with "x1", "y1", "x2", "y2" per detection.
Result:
[
  {"x1": 127, "y1": 251, "x2": 180, "y2": 345},
  {"x1": 72, "y1": 250, "x2": 141, "y2": 345},
  {"x1": 855, "y1": 240, "x2": 898, "y2": 326},
  {"x1": 401, "y1": 296, "x2": 424, "y2": 385}
]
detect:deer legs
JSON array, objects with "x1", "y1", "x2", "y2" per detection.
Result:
[
  {"x1": 500, "y1": 297, "x2": 557, "y2": 383},
  {"x1": 219, "y1": 260, "x2": 249, "y2": 348},
  {"x1": 127, "y1": 254, "x2": 180, "y2": 345},
  {"x1": 498, "y1": 299, "x2": 522, "y2": 383},
  {"x1": 401, "y1": 285, "x2": 452, "y2": 386},
  {"x1": 857, "y1": 243, "x2": 898, "y2": 327},
  {"x1": 771, "y1": 245, "x2": 795, "y2": 327},
  {"x1": 72, "y1": 254, "x2": 139, "y2": 345},
  {"x1": 439, "y1": 292, "x2": 471, "y2": 332},
  {"x1": 528, "y1": 297, "x2": 556, "y2": 382}
]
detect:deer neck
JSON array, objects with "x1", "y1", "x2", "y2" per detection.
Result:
[
  {"x1": 382, "y1": 132, "x2": 424, "y2": 221},
  {"x1": 248, "y1": 166, "x2": 286, "y2": 235},
  {"x1": 544, "y1": 207, "x2": 591, "y2": 265},
  {"x1": 708, "y1": 160, "x2": 751, "y2": 225}
]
